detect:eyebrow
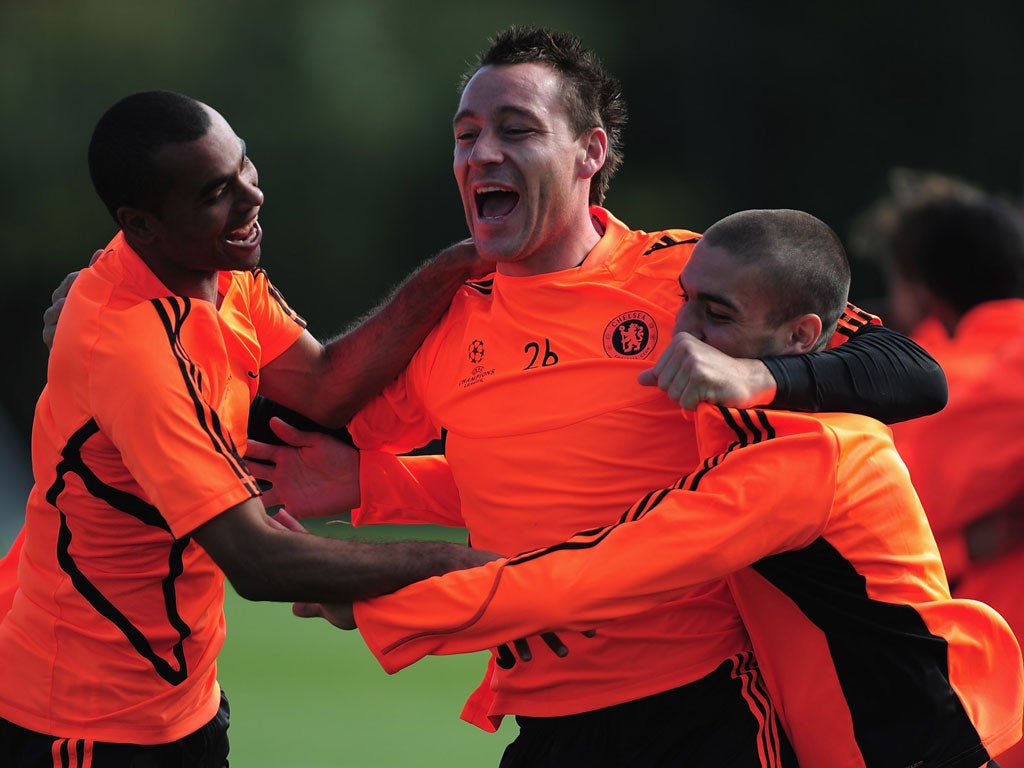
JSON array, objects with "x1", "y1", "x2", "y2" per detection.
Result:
[
  {"x1": 196, "y1": 138, "x2": 247, "y2": 200},
  {"x1": 453, "y1": 105, "x2": 540, "y2": 126},
  {"x1": 679, "y1": 277, "x2": 739, "y2": 311}
]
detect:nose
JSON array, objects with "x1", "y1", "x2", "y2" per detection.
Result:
[
  {"x1": 468, "y1": 128, "x2": 502, "y2": 167},
  {"x1": 673, "y1": 305, "x2": 700, "y2": 338},
  {"x1": 240, "y1": 176, "x2": 264, "y2": 209}
]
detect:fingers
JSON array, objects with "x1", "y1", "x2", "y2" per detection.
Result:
[
  {"x1": 271, "y1": 508, "x2": 308, "y2": 533},
  {"x1": 268, "y1": 417, "x2": 315, "y2": 448},
  {"x1": 42, "y1": 298, "x2": 66, "y2": 349},
  {"x1": 292, "y1": 601, "x2": 323, "y2": 619},
  {"x1": 244, "y1": 438, "x2": 277, "y2": 464}
]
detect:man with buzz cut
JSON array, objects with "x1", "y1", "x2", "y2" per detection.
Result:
[
  {"x1": 250, "y1": 26, "x2": 954, "y2": 767},
  {"x1": 335, "y1": 209, "x2": 1024, "y2": 768},
  {"x1": 0, "y1": 90, "x2": 497, "y2": 767}
]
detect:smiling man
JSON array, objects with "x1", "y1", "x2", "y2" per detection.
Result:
[
  {"x1": 251, "y1": 26, "x2": 952, "y2": 767},
  {"x1": 345, "y1": 209, "x2": 1023, "y2": 767},
  {"x1": 0, "y1": 91, "x2": 496, "y2": 768}
]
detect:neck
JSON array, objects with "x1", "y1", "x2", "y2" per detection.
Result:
[
  {"x1": 496, "y1": 211, "x2": 604, "y2": 277},
  {"x1": 134, "y1": 249, "x2": 219, "y2": 304}
]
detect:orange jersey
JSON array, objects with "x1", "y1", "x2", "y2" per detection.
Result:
[
  {"x1": 355, "y1": 404, "x2": 1023, "y2": 766},
  {"x1": 0, "y1": 528, "x2": 24, "y2": 621},
  {"x1": 348, "y1": 207, "x2": 878, "y2": 723},
  {"x1": 0, "y1": 233, "x2": 305, "y2": 743},
  {"x1": 892, "y1": 299, "x2": 1024, "y2": 581},
  {"x1": 892, "y1": 300, "x2": 1024, "y2": 768}
]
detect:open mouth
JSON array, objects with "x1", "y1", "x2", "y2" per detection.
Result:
[
  {"x1": 475, "y1": 186, "x2": 520, "y2": 220},
  {"x1": 225, "y1": 217, "x2": 261, "y2": 246}
]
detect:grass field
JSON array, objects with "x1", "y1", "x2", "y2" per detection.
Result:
[{"x1": 218, "y1": 521, "x2": 511, "y2": 768}]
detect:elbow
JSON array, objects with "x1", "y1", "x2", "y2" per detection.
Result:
[
  {"x1": 220, "y1": 561, "x2": 276, "y2": 602},
  {"x1": 907, "y1": 359, "x2": 949, "y2": 420},
  {"x1": 921, "y1": 369, "x2": 949, "y2": 416}
]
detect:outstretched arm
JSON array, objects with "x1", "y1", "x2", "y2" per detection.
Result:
[
  {"x1": 192, "y1": 496, "x2": 496, "y2": 604},
  {"x1": 351, "y1": 406, "x2": 839, "y2": 673},
  {"x1": 260, "y1": 240, "x2": 492, "y2": 428}
]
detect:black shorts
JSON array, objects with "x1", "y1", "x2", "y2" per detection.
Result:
[
  {"x1": 500, "y1": 651, "x2": 796, "y2": 767},
  {"x1": 0, "y1": 690, "x2": 230, "y2": 768}
]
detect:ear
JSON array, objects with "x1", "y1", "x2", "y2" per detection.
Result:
[
  {"x1": 781, "y1": 313, "x2": 824, "y2": 355},
  {"x1": 116, "y1": 206, "x2": 158, "y2": 244},
  {"x1": 577, "y1": 127, "x2": 607, "y2": 181}
]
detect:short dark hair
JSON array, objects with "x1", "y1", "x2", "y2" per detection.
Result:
[
  {"x1": 891, "y1": 196, "x2": 1024, "y2": 316},
  {"x1": 462, "y1": 25, "x2": 626, "y2": 206},
  {"x1": 702, "y1": 209, "x2": 851, "y2": 346},
  {"x1": 88, "y1": 90, "x2": 212, "y2": 223}
]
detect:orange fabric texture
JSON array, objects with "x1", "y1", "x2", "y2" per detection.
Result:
[
  {"x1": 0, "y1": 233, "x2": 305, "y2": 744},
  {"x1": 0, "y1": 528, "x2": 24, "y2": 621},
  {"x1": 349, "y1": 207, "x2": 875, "y2": 724},
  {"x1": 355, "y1": 405, "x2": 1023, "y2": 766},
  {"x1": 892, "y1": 299, "x2": 1024, "y2": 767}
]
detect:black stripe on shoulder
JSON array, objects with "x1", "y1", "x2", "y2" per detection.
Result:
[
  {"x1": 149, "y1": 297, "x2": 259, "y2": 497},
  {"x1": 643, "y1": 234, "x2": 700, "y2": 256},
  {"x1": 252, "y1": 267, "x2": 308, "y2": 328},
  {"x1": 465, "y1": 278, "x2": 494, "y2": 295}
]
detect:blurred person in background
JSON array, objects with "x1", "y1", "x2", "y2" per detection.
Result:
[{"x1": 882, "y1": 191, "x2": 1024, "y2": 768}]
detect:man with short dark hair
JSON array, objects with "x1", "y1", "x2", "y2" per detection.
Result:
[
  {"x1": 252, "y1": 27, "x2": 952, "y2": 766},
  {"x1": 0, "y1": 90, "x2": 495, "y2": 768},
  {"x1": 342, "y1": 209, "x2": 1024, "y2": 767}
]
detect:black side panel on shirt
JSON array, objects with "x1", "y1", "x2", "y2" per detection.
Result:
[
  {"x1": 46, "y1": 419, "x2": 192, "y2": 686},
  {"x1": 752, "y1": 539, "x2": 989, "y2": 768},
  {"x1": 763, "y1": 323, "x2": 948, "y2": 424}
]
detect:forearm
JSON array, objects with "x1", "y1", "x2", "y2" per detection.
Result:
[
  {"x1": 764, "y1": 323, "x2": 948, "y2": 423},
  {"x1": 237, "y1": 534, "x2": 489, "y2": 603},
  {"x1": 356, "y1": 411, "x2": 837, "y2": 671},
  {"x1": 314, "y1": 244, "x2": 483, "y2": 426},
  {"x1": 259, "y1": 242, "x2": 485, "y2": 428},
  {"x1": 195, "y1": 500, "x2": 491, "y2": 603}
]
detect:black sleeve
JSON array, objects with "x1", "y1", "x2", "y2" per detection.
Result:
[{"x1": 762, "y1": 323, "x2": 948, "y2": 424}]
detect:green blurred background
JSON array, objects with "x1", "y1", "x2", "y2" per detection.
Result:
[{"x1": 2, "y1": 1, "x2": 1024, "y2": 764}]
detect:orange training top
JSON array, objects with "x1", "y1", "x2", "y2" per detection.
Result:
[
  {"x1": 354, "y1": 404, "x2": 1024, "y2": 767},
  {"x1": 348, "y1": 207, "x2": 878, "y2": 724},
  {"x1": 0, "y1": 233, "x2": 305, "y2": 744},
  {"x1": 892, "y1": 299, "x2": 1024, "y2": 581}
]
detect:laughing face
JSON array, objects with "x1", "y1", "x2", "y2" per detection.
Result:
[
  {"x1": 453, "y1": 62, "x2": 606, "y2": 276},
  {"x1": 138, "y1": 105, "x2": 265, "y2": 294}
]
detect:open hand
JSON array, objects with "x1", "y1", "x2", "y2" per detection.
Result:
[{"x1": 245, "y1": 417, "x2": 360, "y2": 517}]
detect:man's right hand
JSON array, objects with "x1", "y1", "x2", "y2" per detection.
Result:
[{"x1": 245, "y1": 417, "x2": 361, "y2": 517}]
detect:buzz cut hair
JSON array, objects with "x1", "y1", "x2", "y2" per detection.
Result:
[
  {"x1": 462, "y1": 25, "x2": 627, "y2": 207},
  {"x1": 702, "y1": 209, "x2": 852, "y2": 348},
  {"x1": 88, "y1": 90, "x2": 212, "y2": 223}
]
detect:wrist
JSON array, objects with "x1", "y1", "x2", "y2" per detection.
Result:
[{"x1": 748, "y1": 359, "x2": 778, "y2": 406}]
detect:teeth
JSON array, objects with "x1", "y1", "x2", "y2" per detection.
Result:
[
  {"x1": 476, "y1": 185, "x2": 511, "y2": 194},
  {"x1": 227, "y1": 218, "x2": 259, "y2": 244}
]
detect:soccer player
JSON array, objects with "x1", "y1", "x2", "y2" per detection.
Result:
[
  {"x1": 886, "y1": 194, "x2": 1024, "y2": 768},
  {"x1": 326, "y1": 209, "x2": 1024, "y2": 767},
  {"x1": 0, "y1": 91, "x2": 495, "y2": 767},
  {"x1": 250, "y1": 26, "x2": 951, "y2": 766}
]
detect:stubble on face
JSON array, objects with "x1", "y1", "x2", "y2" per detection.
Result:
[{"x1": 454, "y1": 63, "x2": 600, "y2": 276}]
